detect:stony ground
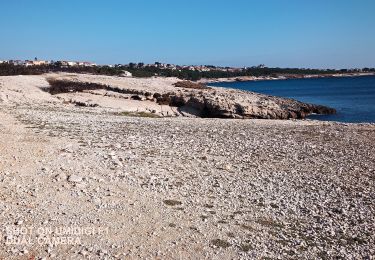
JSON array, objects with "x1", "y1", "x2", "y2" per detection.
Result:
[{"x1": 0, "y1": 102, "x2": 374, "y2": 259}]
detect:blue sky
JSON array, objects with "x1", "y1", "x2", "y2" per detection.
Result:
[{"x1": 0, "y1": 0, "x2": 374, "y2": 68}]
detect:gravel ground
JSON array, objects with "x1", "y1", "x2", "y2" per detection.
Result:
[{"x1": 0, "y1": 103, "x2": 374, "y2": 259}]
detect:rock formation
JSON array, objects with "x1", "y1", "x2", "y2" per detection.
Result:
[{"x1": 45, "y1": 74, "x2": 336, "y2": 120}]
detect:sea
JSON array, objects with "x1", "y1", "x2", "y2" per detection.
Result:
[{"x1": 209, "y1": 75, "x2": 375, "y2": 123}]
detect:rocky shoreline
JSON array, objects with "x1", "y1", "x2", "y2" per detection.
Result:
[
  {"x1": 15, "y1": 73, "x2": 336, "y2": 120},
  {"x1": 199, "y1": 72, "x2": 375, "y2": 84}
]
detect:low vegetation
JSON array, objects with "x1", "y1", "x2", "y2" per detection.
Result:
[
  {"x1": 173, "y1": 81, "x2": 210, "y2": 89},
  {"x1": 119, "y1": 111, "x2": 161, "y2": 118},
  {"x1": 46, "y1": 78, "x2": 107, "y2": 95},
  {"x1": 0, "y1": 63, "x2": 123, "y2": 77},
  {"x1": 163, "y1": 200, "x2": 183, "y2": 206},
  {"x1": 210, "y1": 239, "x2": 231, "y2": 249},
  {"x1": 2, "y1": 63, "x2": 374, "y2": 81}
]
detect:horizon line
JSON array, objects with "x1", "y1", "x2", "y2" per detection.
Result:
[{"x1": 0, "y1": 57, "x2": 373, "y2": 71}]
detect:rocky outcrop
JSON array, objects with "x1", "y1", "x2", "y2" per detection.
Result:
[
  {"x1": 157, "y1": 88, "x2": 336, "y2": 119},
  {"x1": 45, "y1": 76, "x2": 336, "y2": 120}
]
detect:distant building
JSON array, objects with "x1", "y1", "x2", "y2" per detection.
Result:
[
  {"x1": 67, "y1": 61, "x2": 78, "y2": 66},
  {"x1": 166, "y1": 64, "x2": 177, "y2": 70},
  {"x1": 77, "y1": 61, "x2": 97, "y2": 67},
  {"x1": 25, "y1": 60, "x2": 33, "y2": 67},
  {"x1": 198, "y1": 66, "x2": 211, "y2": 72},
  {"x1": 59, "y1": 61, "x2": 69, "y2": 67},
  {"x1": 227, "y1": 68, "x2": 242, "y2": 73},
  {"x1": 25, "y1": 60, "x2": 49, "y2": 66},
  {"x1": 9, "y1": 60, "x2": 25, "y2": 66}
]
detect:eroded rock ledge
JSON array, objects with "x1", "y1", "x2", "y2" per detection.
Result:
[{"x1": 46, "y1": 76, "x2": 336, "y2": 119}]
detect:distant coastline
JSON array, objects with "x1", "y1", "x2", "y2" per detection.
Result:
[
  {"x1": 208, "y1": 75, "x2": 375, "y2": 123},
  {"x1": 199, "y1": 72, "x2": 375, "y2": 84},
  {"x1": 2, "y1": 60, "x2": 375, "y2": 82}
]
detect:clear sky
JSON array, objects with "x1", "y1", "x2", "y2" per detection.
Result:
[{"x1": 0, "y1": 0, "x2": 374, "y2": 68}]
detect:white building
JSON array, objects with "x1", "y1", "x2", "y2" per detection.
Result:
[
  {"x1": 67, "y1": 61, "x2": 78, "y2": 66},
  {"x1": 59, "y1": 61, "x2": 69, "y2": 66},
  {"x1": 24, "y1": 60, "x2": 49, "y2": 66},
  {"x1": 77, "y1": 61, "x2": 97, "y2": 67},
  {"x1": 25, "y1": 60, "x2": 34, "y2": 67}
]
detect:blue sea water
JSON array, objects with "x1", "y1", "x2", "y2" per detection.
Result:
[{"x1": 209, "y1": 76, "x2": 375, "y2": 123}]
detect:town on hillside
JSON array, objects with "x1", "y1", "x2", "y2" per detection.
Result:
[
  {"x1": 2, "y1": 58, "x2": 374, "y2": 73},
  {"x1": 1, "y1": 58, "x2": 374, "y2": 81}
]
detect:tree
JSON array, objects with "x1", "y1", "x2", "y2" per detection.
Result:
[{"x1": 129, "y1": 63, "x2": 136, "y2": 69}]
